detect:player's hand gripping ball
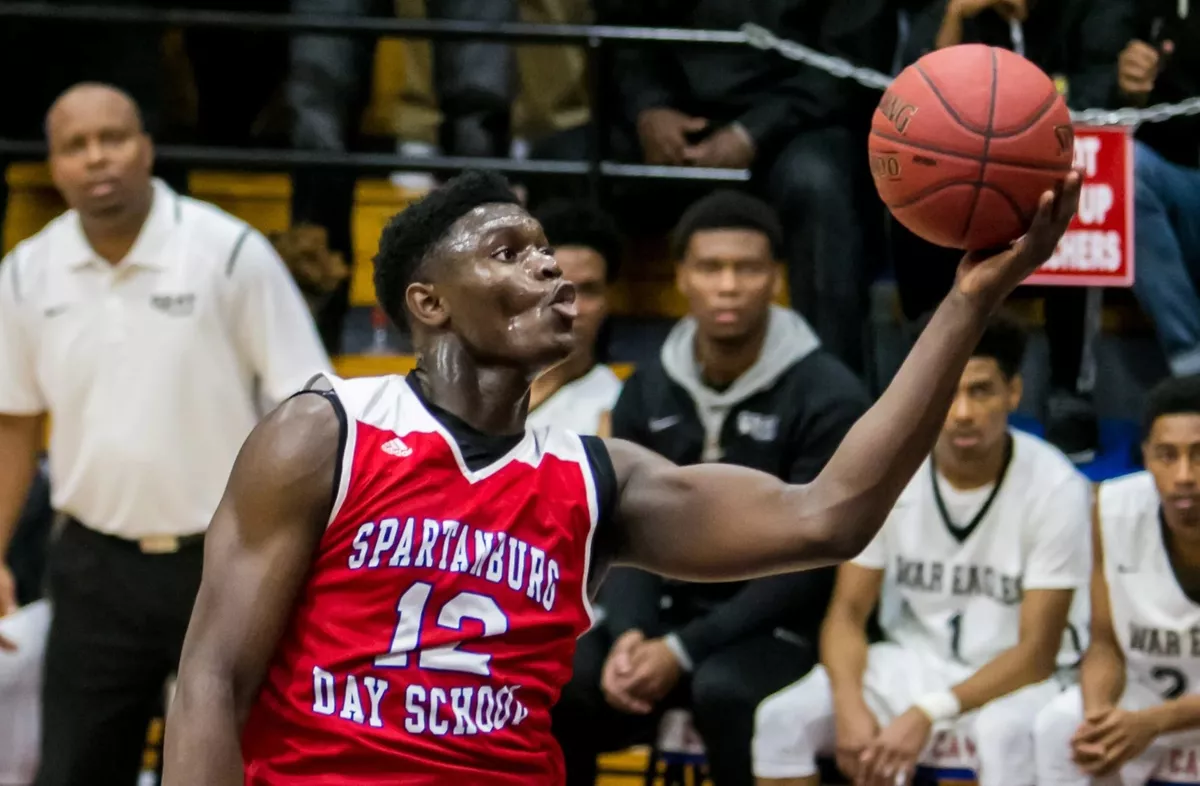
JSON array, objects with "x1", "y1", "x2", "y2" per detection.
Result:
[{"x1": 869, "y1": 44, "x2": 1075, "y2": 250}]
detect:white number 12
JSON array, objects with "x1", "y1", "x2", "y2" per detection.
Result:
[{"x1": 374, "y1": 581, "x2": 509, "y2": 676}]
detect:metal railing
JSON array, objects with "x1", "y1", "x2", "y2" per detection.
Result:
[{"x1": 0, "y1": 1, "x2": 755, "y2": 190}]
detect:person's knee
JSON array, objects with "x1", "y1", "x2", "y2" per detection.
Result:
[
  {"x1": 750, "y1": 672, "x2": 832, "y2": 778},
  {"x1": 975, "y1": 698, "x2": 1037, "y2": 762},
  {"x1": 690, "y1": 661, "x2": 760, "y2": 727},
  {"x1": 1033, "y1": 690, "x2": 1083, "y2": 749}
]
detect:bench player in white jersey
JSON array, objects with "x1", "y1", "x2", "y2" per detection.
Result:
[
  {"x1": 1035, "y1": 375, "x2": 1200, "y2": 786},
  {"x1": 752, "y1": 315, "x2": 1091, "y2": 786}
]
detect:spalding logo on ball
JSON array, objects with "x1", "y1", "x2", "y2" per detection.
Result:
[{"x1": 869, "y1": 44, "x2": 1075, "y2": 251}]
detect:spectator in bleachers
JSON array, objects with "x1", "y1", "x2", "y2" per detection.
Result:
[
  {"x1": 752, "y1": 314, "x2": 1091, "y2": 786},
  {"x1": 526, "y1": 199, "x2": 624, "y2": 435},
  {"x1": 896, "y1": 0, "x2": 1133, "y2": 463},
  {"x1": 286, "y1": 0, "x2": 518, "y2": 351},
  {"x1": 552, "y1": 192, "x2": 869, "y2": 786},
  {"x1": 532, "y1": 0, "x2": 897, "y2": 377},
  {"x1": 1115, "y1": 2, "x2": 1200, "y2": 378},
  {"x1": 0, "y1": 83, "x2": 330, "y2": 786},
  {"x1": 1035, "y1": 375, "x2": 1200, "y2": 786}
]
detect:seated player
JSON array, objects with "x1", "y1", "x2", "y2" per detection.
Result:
[
  {"x1": 161, "y1": 169, "x2": 1081, "y2": 785},
  {"x1": 525, "y1": 199, "x2": 624, "y2": 436},
  {"x1": 1035, "y1": 375, "x2": 1200, "y2": 786},
  {"x1": 752, "y1": 314, "x2": 1091, "y2": 786},
  {"x1": 553, "y1": 192, "x2": 868, "y2": 786}
]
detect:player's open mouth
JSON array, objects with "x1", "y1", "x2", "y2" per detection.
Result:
[{"x1": 548, "y1": 283, "x2": 578, "y2": 319}]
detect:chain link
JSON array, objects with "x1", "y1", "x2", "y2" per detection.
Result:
[{"x1": 740, "y1": 22, "x2": 1200, "y2": 128}]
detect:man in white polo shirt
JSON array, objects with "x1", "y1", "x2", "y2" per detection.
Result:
[{"x1": 0, "y1": 82, "x2": 330, "y2": 786}]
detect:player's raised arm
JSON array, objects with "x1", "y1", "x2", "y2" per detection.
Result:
[
  {"x1": 162, "y1": 393, "x2": 339, "y2": 786},
  {"x1": 606, "y1": 173, "x2": 1081, "y2": 581}
]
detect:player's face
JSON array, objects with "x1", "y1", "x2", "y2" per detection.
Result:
[
  {"x1": 1144, "y1": 414, "x2": 1200, "y2": 530},
  {"x1": 420, "y1": 203, "x2": 577, "y2": 370},
  {"x1": 676, "y1": 229, "x2": 780, "y2": 342},
  {"x1": 48, "y1": 87, "x2": 153, "y2": 220},
  {"x1": 554, "y1": 245, "x2": 609, "y2": 364},
  {"x1": 938, "y1": 357, "x2": 1022, "y2": 460}
]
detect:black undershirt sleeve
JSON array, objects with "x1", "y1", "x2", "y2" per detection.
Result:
[{"x1": 288, "y1": 388, "x2": 349, "y2": 516}]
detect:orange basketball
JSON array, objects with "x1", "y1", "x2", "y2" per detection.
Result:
[{"x1": 869, "y1": 44, "x2": 1074, "y2": 250}]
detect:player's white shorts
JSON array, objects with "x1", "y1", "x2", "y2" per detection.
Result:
[
  {"x1": 0, "y1": 601, "x2": 51, "y2": 786},
  {"x1": 1036, "y1": 681, "x2": 1200, "y2": 786},
  {"x1": 752, "y1": 642, "x2": 1064, "y2": 786}
]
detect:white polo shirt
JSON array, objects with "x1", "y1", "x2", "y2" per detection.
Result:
[{"x1": 0, "y1": 179, "x2": 331, "y2": 540}]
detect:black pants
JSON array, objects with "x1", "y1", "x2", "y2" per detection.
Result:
[
  {"x1": 552, "y1": 626, "x2": 817, "y2": 786},
  {"x1": 530, "y1": 122, "x2": 877, "y2": 376},
  {"x1": 34, "y1": 520, "x2": 203, "y2": 786}
]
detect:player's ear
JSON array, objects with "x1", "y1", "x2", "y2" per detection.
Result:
[
  {"x1": 405, "y1": 281, "x2": 450, "y2": 329},
  {"x1": 772, "y1": 261, "x2": 784, "y2": 301},
  {"x1": 1006, "y1": 372, "x2": 1024, "y2": 411}
]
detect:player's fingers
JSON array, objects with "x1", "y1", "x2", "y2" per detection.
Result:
[{"x1": 0, "y1": 633, "x2": 15, "y2": 652}]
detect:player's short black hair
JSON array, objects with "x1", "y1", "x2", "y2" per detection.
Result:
[
  {"x1": 670, "y1": 189, "x2": 786, "y2": 261},
  {"x1": 532, "y1": 199, "x2": 623, "y2": 282},
  {"x1": 971, "y1": 311, "x2": 1027, "y2": 380},
  {"x1": 1143, "y1": 375, "x2": 1200, "y2": 441},
  {"x1": 913, "y1": 310, "x2": 1027, "y2": 380},
  {"x1": 373, "y1": 169, "x2": 520, "y2": 327}
]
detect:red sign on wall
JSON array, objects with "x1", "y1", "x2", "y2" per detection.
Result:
[{"x1": 1025, "y1": 126, "x2": 1135, "y2": 287}]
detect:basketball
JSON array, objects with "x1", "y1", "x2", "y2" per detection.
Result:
[{"x1": 869, "y1": 44, "x2": 1074, "y2": 250}]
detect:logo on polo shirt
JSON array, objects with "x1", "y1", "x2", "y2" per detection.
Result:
[{"x1": 150, "y1": 293, "x2": 196, "y2": 316}]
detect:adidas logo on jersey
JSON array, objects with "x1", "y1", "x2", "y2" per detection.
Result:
[{"x1": 381, "y1": 438, "x2": 412, "y2": 458}]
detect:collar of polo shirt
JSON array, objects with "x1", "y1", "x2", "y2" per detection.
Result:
[{"x1": 61, "y1": 178, "x2": 180, "y2": 271}]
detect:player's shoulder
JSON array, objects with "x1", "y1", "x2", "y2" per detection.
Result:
[
  {"x1": 1011, "y1": 428, "x2": 1087, "y2": 490},
  {"x1": 1098, "y1": 470, "x2": 1157, "y2": 514},
  {"x1": 581, "y1": 363, "x2": 624, "y2": 400}
]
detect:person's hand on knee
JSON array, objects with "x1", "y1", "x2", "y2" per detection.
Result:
[
  {"x1": 1071, "y1": 707, "x2": 1159, "y2": 777},
  {"x1": 601, "y1": 629, "x2": 653, "y2": 715},
  {"x1": 857, "y1": 707, "x2": 932, "y2": 786},
  {"x1": 832, "y1": 695, "x2": 880, "y2": 780}
]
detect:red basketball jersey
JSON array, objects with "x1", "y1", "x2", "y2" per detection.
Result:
[{"x1": 242, "y1": 373, "x2": 608, "y2": 785}]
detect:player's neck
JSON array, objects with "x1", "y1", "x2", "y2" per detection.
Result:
[
  {"x1": 693, "y1": 321, "x2": 767, "y2": 390},
  {"x1": 80, "y1": 184, "x2": 154, "y2": 265},
  {"x1": 413, "y1": 339, "x2": 532, "y2": 436},
  {"x1": 1164, "y1": 512, "x2": 1200, "y2": 568},
  {"x1": 529, "y1": 351, "x2": 594, "y2": 412},
  {"x1": 934, "y1": 439, "x2": 1007, "y2": 491}
]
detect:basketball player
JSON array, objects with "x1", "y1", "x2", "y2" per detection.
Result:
[
  {"x1": 162, "y1": 168, "x2": 1082, "y2": 785},
  {"x1": 751, "y1": 314, "x2": 1091, "y2": 786},
  {"x1": 1035, "y1": 375, "x2": 1200, "y2": 786}
]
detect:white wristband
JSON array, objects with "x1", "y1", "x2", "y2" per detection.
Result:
[{"x1": 914, "y1": 690, "x2": 961, "y2": 723}]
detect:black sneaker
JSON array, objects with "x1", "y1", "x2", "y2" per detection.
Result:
[{"x1": 1045, "y1": 389, "x2": 1099, "y2": 464}]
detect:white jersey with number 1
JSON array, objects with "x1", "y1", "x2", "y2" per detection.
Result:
[
  {"x1": 853, "y1": 430, "x2": 1091, "y2": 677},
  {"x1": 1101, "y1": 471, "x2": 1200, "y2": 701}
]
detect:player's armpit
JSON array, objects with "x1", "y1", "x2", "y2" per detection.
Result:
[
  {"x1": 949, "y1": 587, "x2": 1073, "y2": 714},
  {"x1": 1081, "y1": 495, "x2": 1127, "y2": 714},
  {"x1": 162, "y1": 393, "x2": 339, "y2": 786}
]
